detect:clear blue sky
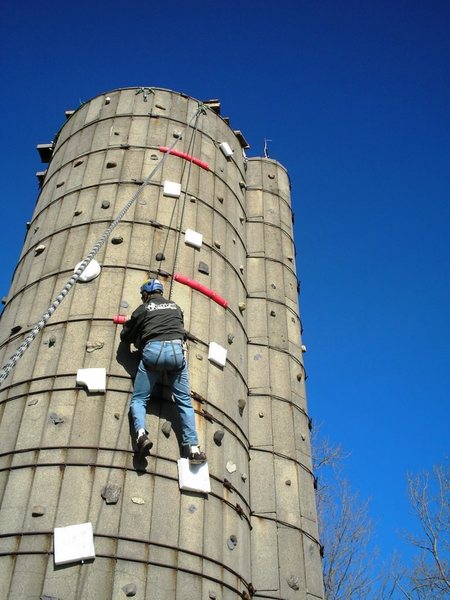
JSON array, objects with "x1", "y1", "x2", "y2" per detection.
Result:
[{"x1": 1, "y1": 0, "x2": 448, "y2": 572}]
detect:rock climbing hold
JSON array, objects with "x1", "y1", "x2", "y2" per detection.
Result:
[
  {"x1": 48, "y1": 412, "x2": 64, "y2": 425},
  {"x1": 241, "y1": 473, "x2": 247, "y2": 482},
  {"x1": 296, "y1": 372, "x2": 302, "y2": 381},
  {"x1": 213, "y1": 240, "x2": 221, "y2": 249},
  {"x1": 105, "y1": 96, "x2": 111, "y2": 104},
  {"x1": 239, "y1": 181, "x2": 246, "y2": 189},
  {"x1": 28, "y1": 398, "x2": 39, "y2": 406},
  {"x1": 74, "y1": 259, "x2": 101, "y2": 282},
  {"x1": 122, "y1": 583, "x2": 137, "y2": 597},
  {"x1": 268, "y1": 173, "x2": 275, "y2": 179},
  {"x1": 208, "y1": 592, "x2": 217, "y2": 600},
  {"x1": 259, "y1": 411, "x2": 264, "y2": 418},
  {"x1": 287, "y1": 576, "x2": 300, "y2": 591},
  {"x1": 73, "y1": 159, "x2": 83, "y2": 167},
  {"x1": 85, "y1": 340, "x2": 104, "y2": 353},
  {"x1": 188, "y1": 504, "x2": 197, "y2": 513},
  {"x1": 131, "y1": 497, "x2": 145, "y2": 505},
  {"x1": 161, "y1": 421, "x2": 172, "y2": 437},
  {"x1": 238, "y1": 302, "x2": 246, "y2": 312},
  {"x1": 32, "y1": 505, "x2": 46, "y2": 517},
  {"x1": 198, "y1": 261, "x2": 209, "y2": 275},
  {"x1": 227, "y1": 334, "x2": 234, "y2": 344},
  {"x1": 196, "y1": 353, "x2": 203, "y2": 361},
  {"x1": 1, "y1": 297, "x2": 7, "y2": 305},
  {"x1": 213, "y1": 430, "x2": 224, "y2": 445},
  {"x1": 173, "y1": 130, "x2": 182, "y2": 138},
  {"x1": 114, "y1": 413, "x2": 120, "y2": 420},
  {"x1": 237, "y1": 398, "x2": 246, "y2": 414},
  {"x1": 217, "y1": 196, "x2": 224, "y2": 203},
  {"x1": 106, "y1": 161, "x2": 117, "y2": 168},
  {"x1": 34, "y1": 244, "x2": 46, "y2": 256},
  {"x1": 101, "y1": 484, "x2": 121, "y2": 505},
  {"x1": 155, "y1": 252, "x2": 165, "y2": 261},
  {"x1": 285, "y1": 479, "x2": 292, "y2": 486},
  {"x1": 271, "y1": 283, "x2": 276, "y2": 289},
  {"x1": 10, "y1": 325, "x2": 22, "y2": 335},
  {"x1": 270, "y1": 310, "x2": 276, "y2": 317},
  {"x1": 226, "y1": 461, "x2": 236, "y2": 474},
  {"x1": 239, "y1": 265, "x2": 244, "y2": 273},
  {"x1": 56, "y1": 181, "x2": 65, "y2": 188},
  {"x1": 101, "y1": 201, "x2": 110, "y2": 209},
  {"x1": 74, "y1": 210, "x2": 83, "y2": 216},
  {"x1": 111, "y1": 236, "x2": 123, "y2": 244},
  {"x1": 227, "y1": 534, "x2": 238, "y2": 550}
]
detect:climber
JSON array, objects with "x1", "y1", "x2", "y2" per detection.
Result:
[{"x1": 120, "y1": 278, "x2": 206, "y2": 464}]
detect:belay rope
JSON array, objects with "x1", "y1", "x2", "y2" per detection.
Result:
[{"x1": 0, "y1": 104, "x2": 207, "y2": 387}]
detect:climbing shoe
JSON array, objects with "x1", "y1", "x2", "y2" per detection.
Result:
[
  {"x1": 189, "y1": 446, "x2": 207, "y2": 465},
  {"x1": 136, "y1": 434, "x2": 153, "y2": 457}
]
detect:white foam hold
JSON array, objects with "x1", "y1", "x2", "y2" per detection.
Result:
[
  {"x1": 184, "y1": 229, "x2": 203, "y2": 249},
  {"x1": 208, "y1": 342, "x2": 227, "y2": 368},
  {"x1": 163, "y1": 180, "x2": 181, "y2": 198},
  {"x1": 219, "y1": 142, "x2": 233, "y2": 157},
  {"x1": 76, "y1": 368, "x2": 106, "y2": 393},
  {"x1": 74, "y1": 259, "x2": 101, "y2": 282},
  {"x1": 53, "y1": 522, "x2": 95, "y2": 565},
  {"x1": 177, "y1": 458, "x2": 211, "y2": 494}
]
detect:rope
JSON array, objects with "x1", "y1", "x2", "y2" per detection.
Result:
[{"x1": 0, "y1": 106, "x2": 205, "y2": 387}]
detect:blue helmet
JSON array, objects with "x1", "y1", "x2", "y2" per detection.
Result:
[{"x1": 140, "y1": 278, "x2": 163, "y2": 294}]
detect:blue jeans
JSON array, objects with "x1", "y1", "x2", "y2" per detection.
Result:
[{"x1": 130, "y1": 340, "x2": 198, "y2": 446}]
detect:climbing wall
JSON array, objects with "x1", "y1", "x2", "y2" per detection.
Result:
[{"x1": 0, "y1": 88, "x2": 324, "y2": 599}]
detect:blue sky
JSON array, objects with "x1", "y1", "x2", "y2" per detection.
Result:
[{"x1": 1, "y1": 0, "x2": 449, "y2": 572}]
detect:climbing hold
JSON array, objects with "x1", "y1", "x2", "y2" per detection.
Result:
[
  {"x1": 219, "y1": 142, "x2": 233, "y2": 158},
  {"x1": 10, "y1": 325, "x2": 22, "y2": 335},
  {"x1": 238, "y1": 302, "x2": 246, "y2": 312},
  {"x1": 217, "y1": 196, "x2": 224, "y2": 203},
  {"x1": 239, "y1": 216, "x2": 245, "y2": 224},
  {"x1": 287, "y1": 576, "x2": 300, "y2": 591},
  {"x1": 226, "y1": 461, "x2": 236, "y2": 474},
  {"x1": 1, "y1": 297, "x2": 7, "y2": 305},
  {"x1": 122, "y1": 583, "x2": 137, "y2": 597},
  {"x1": 41, "y1": 595, "x2": 60, "y2": 600},
  {"x1": 48, "y1": 412, "x2": 64, "y2": 425},
  {"x1": 190, "y1": 196, "x2": 196, "y2": 202},
  {"x1": 301, "y1": 344, "x2": 307, "y2": 352},
  {"x1": 285, "y1": 479, "x2": 292, "y2": 486},
  {"x1": 232, "y1": 238, "x2": 236, "y2": 244},
  {"x1": 196, "y1": 353, "x2": 203, "y2": 361},
  {"x1": 111, "y1": 236, "x2": 123, "y2": 244},
  {"x1": 76, "y1": 367, "x2": 106, "y2": 393},
  {"x1": 239, "y1": 265, "x2": 244, "y2": 273},
  {"x1": 73, "y1": 159, "x2": 83, "y2": 167},
  {"x1": 296, "y1": 372, "x2": 302, "y2": 381},
  {"x1": 74, "y1": 259, "x2": 101, "y2": 282},
  {"x1": 208, "y1": 342, "x2": 227, "y2": 368},
  {"x1": 241, "y1": 473, "x2": 247, "y2": 482},
  {"x1": 271, "y1": 283, "x2": 276, "y2": 289},
  {"x1": 56, "y1": 181, "x2": 65, "y2": 188},
  {"x1": 237, "y1": 398, "x2": 246, "y2": 415},
  {"x1": 268, "y1": 173, "x2": 275, "y2": 179},
  {"x1": 213, "y1": 240, "x2": 221, "y2": 249},
  {"x1": 101, "y1": 484, "x2": 121, "y2": 505},
  {"x1": 198, "y1": 261, "x2": 209, "y2": 275},
  {"x1": 28, "y1": 398, "x2": 39, "y2": 406},
  {"x1": 120, "y1": 300, "x2": 129, "y2": 308},
  {"x1": 34, "y1": 244, "x2": 46, "y2": 256},
  {"x1": 270, "y1": 310, "x2": 276, "y2": 317},
  {"x1": 106, "y1": 161, "x2": 117, "y2": 168},
  {"x1": 114, "y1": 413, "x2": 120, "y2": 420},
  {"x1": 101, "y1": 201, "x2": 110, "y2": 209},
  {"x1": 239, "y1": 181, "x2": 246, "y2": 189},
  {"x1": 155, "y1": 252, "x2": 165, "y2": 262},
  {"x1": 227, "y1": 334, "x2": 234, "y2": 344},
  {"x1": 150, "y1": 154, "x2": 158, "y2": 160},
  {"x1": 120, "y1": 144, "x2": 130, "y2": 150},
  {"x1": 163, "y1": 180, "x2": 181, "y2": 198},
  {"x1": 74, "y1": 210, "x2": 83, "y2": 216},
  {"x1": 301, "y1": 433, "x2": 306, "y2": 441},
  {"x1": 213, "y1": 430, "x2": 224, "y2": 445},
  {"x1": 227, "y1": 534, "x2": 238, "y2": 550},
  {"x1": 155, "y1": 104, "x2": 166, "y2": 110},
  {"x1": 291, "y1": 317, "x2": 296, "y2": 323},
  {"x1": 188, "y1": 504, "x2": 197, "y2": 513},
  {"x1": 161, "y1": 421, "x2": 172, "y2": 437},
  {"x1": 173, "y1": 130, "x2": 183, "y2": 138},
  {"x1": 105, "y1": 97, "x2": 111, "y2": 104},
  {"x1": 32, "y1": 505, "x2": 46, "y2": 517},
  {"x1": 86, "y1": 341, "x2": 104, "y2": 353},
  {"x1": 208, "y1": 592, "x2": 217, "y2": 599},
  {"x1": 259, "y1": 411, "x2": 264, "y2": 418},
  {"x1": 184, "y1": 229, "x2": 203, "y2": 249},
  {"x1": 131, "y1": 497, "x2": 145, "y2": 505}
]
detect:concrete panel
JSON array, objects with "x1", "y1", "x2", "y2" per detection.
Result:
[
  {"x1": 250, "y1": 515, "x2": 279, "y2": 590},
  {"x1": 249, "y1": 450, "x2": 275, "y2": 513}
]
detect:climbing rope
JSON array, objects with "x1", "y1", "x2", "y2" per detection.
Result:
[{"x1": 0, "y1": 105, "x2": 206, "y2": 387}]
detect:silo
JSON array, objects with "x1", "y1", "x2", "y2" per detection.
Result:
[{"x1": 0, "y1": 88, "x2": 323, "y2": 599}]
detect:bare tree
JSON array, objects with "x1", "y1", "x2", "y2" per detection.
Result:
[
  {"x1": 399, "y1": 463, "x2": 450, "y2": 599},
  {"x1": 313, "y1": 436, "x2": 381, "y2": 599}
]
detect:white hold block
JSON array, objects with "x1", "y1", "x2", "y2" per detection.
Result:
[
  {"x1": 208, "y1": 342, "x2": 227, "y2": 368},
  {"x1": 54, "y1": 522, "x2": 95, "y2": 565},
  {"x1": 163, "y1": 180, "x2": 181, "y2": 198},
  {"x1": 219, "y1": 142, "x2": 233, "y2": 157},
  {"x1": 184, "y1": 229, "x2": 203, "y2": 249},
  {"x1": 177, "y1": 458, "x2": 211, "y2": 493},
  {"x1": 74, "y1": 259, "x2": 101, "y2": 282},
  {"x1": 76, "y1": 368, "x2": 106, "y2": 393}
]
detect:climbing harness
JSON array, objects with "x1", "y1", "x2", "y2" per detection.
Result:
[{"x1": 0, "y1": 105, "x2": 206, "y2": 387}]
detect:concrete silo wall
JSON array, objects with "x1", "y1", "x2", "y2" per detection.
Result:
[{"x1": 0, "y1": 88, "x2": 323, "y2": 599}]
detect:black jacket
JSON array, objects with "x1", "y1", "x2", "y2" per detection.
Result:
[{"x1": 120, "y1": 294, "x2": 185, "y2": 349}]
